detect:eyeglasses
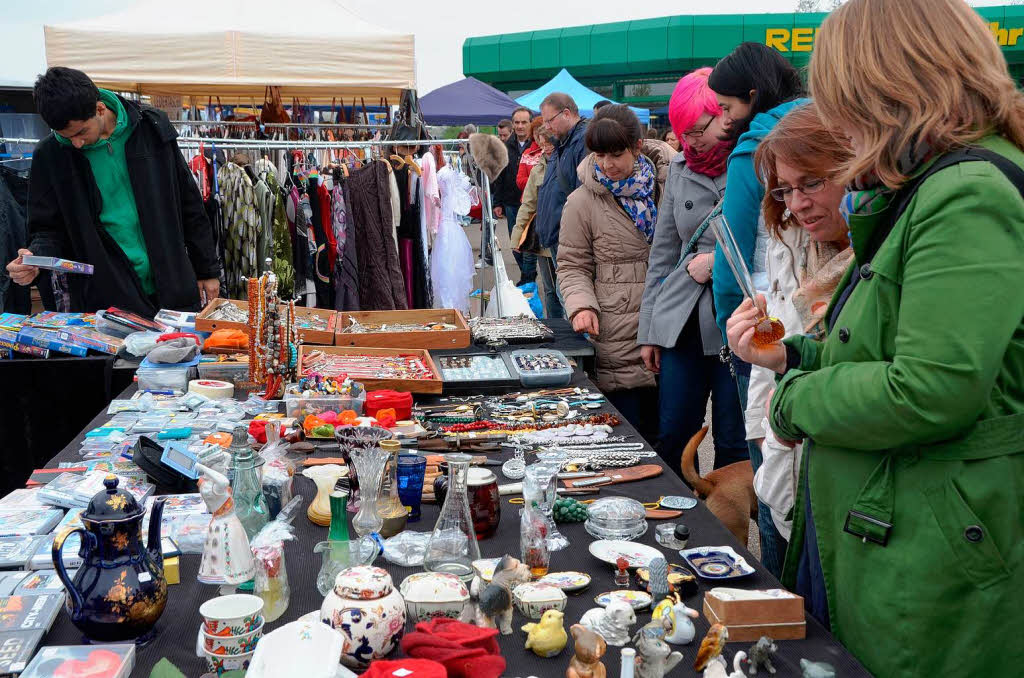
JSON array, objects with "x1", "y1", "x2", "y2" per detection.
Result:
[
  {"x1": 770, "y1": 178, "x2": 828, "y2": 202},
  {"x1": 682, "y1": 116, "x2": 714, "y2": 139},
  {"x1": 543, "y1": 108, "x2": 567, "y2": 126}
]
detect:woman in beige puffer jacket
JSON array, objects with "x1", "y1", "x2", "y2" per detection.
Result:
[{"x1": 557, "y1": 104, "x2": 674, "y2": 442}]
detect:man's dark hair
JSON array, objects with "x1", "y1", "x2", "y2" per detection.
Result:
[
  {"x1": 593, "y1": 100, "x2": 612, "y2": 111},
  {"x1": 585, "y1": 104, "x2": 642, "y2": 154},
  {"x1": 34, "y1": 67, "x2": 100, "y2": 131},
  {"x1": 497, "y1": 119, "x2": 513, "y2": 130},
  {"x1": 512, "y1": 106, "x2": 532, "y2": 118},
  {"x1": 709, "y1": 42, "x2": 804, "y2": 140},
  {"x1": 540, "y1": 92, "x2": 579, "y2": 116}
]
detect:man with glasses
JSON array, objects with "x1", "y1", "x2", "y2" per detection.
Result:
[
  {"x1": 491, "y1": 106, "x2": 536, "y2": 284},
  {"x1": 535, "y1": 93, "x2": 587, "y2": 275}
]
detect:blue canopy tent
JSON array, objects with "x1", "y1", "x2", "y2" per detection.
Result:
[
  {"x1": 515, "y1": 69, "x2": 650, "y2": 125},
  {"x1": 420, "y1": 77, "x2": 529, "y2": 126}
]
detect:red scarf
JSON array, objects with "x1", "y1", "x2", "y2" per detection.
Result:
[{"x1": 683, "y1": 140, "x2": 733, "y2": 177}]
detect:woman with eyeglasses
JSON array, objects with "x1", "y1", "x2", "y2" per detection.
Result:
[
  {"x1": 637, "y1": 68, "x2": 748, "y2": 476},
  {"x1": 740, "y1": 103, "x2": 853, "y2": 546}
]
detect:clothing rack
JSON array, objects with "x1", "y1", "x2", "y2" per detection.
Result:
[
  {"x1": 171, "y1": 120, "x2": 390, "y2": 130},
  {"x1": 174, "y1": 137, "x2": 466, "y2": 149}
]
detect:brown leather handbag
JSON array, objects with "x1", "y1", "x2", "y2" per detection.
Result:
[{"x1": 260, "y1": 86, "x2": 290, "y2": 124}]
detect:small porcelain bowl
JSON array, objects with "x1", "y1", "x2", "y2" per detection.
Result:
[
  {"x1": 202, "y1": 618, "x2": 265, "y2": 654},
  {"x1": 513, "y1": 582, "x2": 567, "y2": 620},
  {"x1": 200, "y1": 594, "x2": 265, "y2": 636},
  {"x1": 203, "y1": 647, "x2": 254, "y2": 676}
]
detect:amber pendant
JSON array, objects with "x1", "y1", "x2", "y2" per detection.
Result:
[{"x1": 752, "y1": 315, "x2": 785, "y2": 347}]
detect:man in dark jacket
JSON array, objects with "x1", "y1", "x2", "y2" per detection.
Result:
[
  {"x1": 491, "y1": 106, "x2": 536, "y2": 284},
  {"x1": 5, "y1": 67, "x2": 220, "y2": 316},
  {"x1": 535, "y1": 93, "x2": 588, "y2": 255}
]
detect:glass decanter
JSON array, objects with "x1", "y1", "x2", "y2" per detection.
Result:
[
  {"x1": 423, "y1": 453, "x2": 481, "y2": 581},
  {"x1": 520, "y1": 499, "x2": 550, "y2": 578},
  {"x1": 709, "y1": 209, "x2": 784, "y2": 346},
  {"x1": 349, "y1": 444, "x2": 388, "y2": 537},
  {"x1": 526, "y1": 450, "x2": 569, "y2": 551},
  {"x1": 375, "y1": 440, "x2": 408, "y2": 538},
  {"x1": 228, "y1": 424, "x2": 269, "y2": 540}
]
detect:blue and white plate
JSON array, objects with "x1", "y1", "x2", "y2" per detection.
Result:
[{"x1": 679, "y1": 545, "x2": 755, "y2": 579}]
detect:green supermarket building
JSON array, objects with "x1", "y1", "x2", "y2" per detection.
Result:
[{"x1": 462, "y1": 5, "x2": 1024, "y2": 112}]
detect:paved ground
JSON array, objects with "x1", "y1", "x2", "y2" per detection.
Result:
[{"x1": 467, "y1": 217, "x2": 761, "y2": 557}]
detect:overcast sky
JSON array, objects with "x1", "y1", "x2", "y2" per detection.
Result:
[{"x1": 1, "y1": 0, "x2": 1011, "y2": 95}]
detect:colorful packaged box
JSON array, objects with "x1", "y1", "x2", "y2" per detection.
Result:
[
  {"x1": 20, "y1": 643, "x2": 134, "y2": 678},
  {"x1": 15, "y1": 327, "x2": 87, "y2": 357},
  {"x1": 55, "y1": 327, "x2": 124, "y2": 355},
  {"x1": 18, "y1": 256, "x2": 93, "y2": 275},
  {"x1": 0, "y1": 510, "x2": 62, "y2": 538},
  {"x1": 0, "y1": 329, "x2": 48, "y2": 358}
]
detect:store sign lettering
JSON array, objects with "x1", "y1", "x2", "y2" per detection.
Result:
[{"x1": 765, "y1": 21, "x2": 1022, "y2": 53}]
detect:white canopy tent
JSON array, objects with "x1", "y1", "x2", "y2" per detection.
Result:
[{"x1": 43, "y1": 0, "x2": 416, "y2": 103}]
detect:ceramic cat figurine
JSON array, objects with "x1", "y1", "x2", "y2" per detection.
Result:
[
  {"x1": 633, "y1": 625, "x2": 683, "y2": 678},
  {"x1": 579, "y1": 600, "x2": 637, "y2": 647}
]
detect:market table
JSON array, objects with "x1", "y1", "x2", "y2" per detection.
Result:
[{"x1": 37, "y1": 372, "x2": 869, "y2": 677}]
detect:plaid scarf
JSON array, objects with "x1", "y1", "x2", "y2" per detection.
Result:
[
  {"x1": 595, "y1": 155, "x2": 658, "y2": 243},
  {"x1": 840, "y1": 139, "x2": 933, "y2": 224}
]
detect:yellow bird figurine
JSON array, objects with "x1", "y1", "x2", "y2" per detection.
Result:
[{"x1": 522, "y1": 609, "x2": 568, "y2": 658}]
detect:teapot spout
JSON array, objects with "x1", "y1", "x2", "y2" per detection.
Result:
[{"x1": 148, "y1": 497, "x2": 166, "y2": 568}]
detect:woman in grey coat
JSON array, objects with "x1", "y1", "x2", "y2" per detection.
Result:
[{"x1": 638, "y1": 68, "x2": 748, "y2": 475}]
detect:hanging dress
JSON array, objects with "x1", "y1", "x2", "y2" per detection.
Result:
[
  {"x1": 431, "y1": 165, "x2": 476, "y2": 315},
  {"x1": 217, "y1": 162, "x2": 259, "y2": 299},
  {"x1": 347, "y1": 161, "x2": 407, "y2": 310}
]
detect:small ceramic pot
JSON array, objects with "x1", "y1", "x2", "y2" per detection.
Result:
[
  {"x1": 320, "y1": 565, "x2": 406, "y2": 668},
  {"x1": 200, "y1": 594, "x2": 265, "y2": 636},
  {"x1": 513, "y1": 582, "x2": 567, "y2": 620},
  {"x1": 203, "y1": 648, "x2": 254, "y2": 676},
  {"x1": 399, "y1": 572, "x2": 471, "y2": 622},
  {"x1": 202, "y1": 619, "x2": 265, "y2": 654}
]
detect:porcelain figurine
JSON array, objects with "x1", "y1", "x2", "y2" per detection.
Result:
[
  {"x1": 52, "y1": 475, "x2": 167, "y2": 643},
  {"x1": 799, "y1": 659, "x2": 836, "y2": 678},
  {"x1": 746, "y1": 637, "x2": 778, "y2": 675},
  {"x1": 197, "y1": 464, "x2": 257, "y2": 593},
  {"x1": 467, "y1": 555, "x2": 531, "y2": 634},
  {"x1": 522, "y1": 609, "x2": 568, "y2": 658},
  {"x1": 693, "y1": 623, "x2": 729, "y2": 672},
  {"x1": 320, "y1": 565, "x2": 406, "y2": 669},
  {"x1": 399, "y1": 572, "x2": 471, "y2": 622},
  {"x1": 633, "y1": 623, "x2": 683, "y2": 678},
  {"x1": 730, "y1": 651, "x2": 748, "y2": 678},
  {"x1": 646, "y1": 557, "x2": 670, "y2": 603},
  {"x1": 579, "y1": 600, "x2": 636, "y2": 647},
  {"x1": 567, "y1": 624, "x2": 607, "y2": 678},
  {"x1": 651, "y1": 593, "x2": 699, "y2": 645},
  {"x1": 703, "y1": 656, "x2": 728, "y2": 678}
]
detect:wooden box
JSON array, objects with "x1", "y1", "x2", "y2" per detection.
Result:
[
  {"x1": 335, "y1": 309, "x2": 471, "y2": 350},
  {"x1": 298, "y1": 345, "x2": 443, "y2": 394},
  {"x1": 702, "y1": 588, "x2": 806, "y2": 642},
  {"x1": 292, "y1": 307, "x2": 337, "y2": 345},
  {"x1": 195, "y1": 298, "x2": 249, "y2": 333},
  {"x1": 197, "y1": 300, "x2": 336, "y2": 346}
]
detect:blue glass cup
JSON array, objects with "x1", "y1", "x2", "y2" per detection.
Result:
[{"x1": 396, "y1": 453, "x2": 427, "y2": 521}]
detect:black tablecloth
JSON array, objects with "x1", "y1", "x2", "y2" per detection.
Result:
[{"x1": 39, "y1": 373, "x2": 869, "y2": 677}]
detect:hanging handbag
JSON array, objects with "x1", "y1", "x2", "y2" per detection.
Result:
[{"x1": 260, "y1": 86, "x2": 290, "y2": 124}]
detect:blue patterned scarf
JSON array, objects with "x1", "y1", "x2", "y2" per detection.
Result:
[{"x1": 595, "y1": 155, "x2": 658, "y2": 243}]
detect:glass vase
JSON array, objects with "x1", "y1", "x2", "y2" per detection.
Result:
[
  {"x1": 376, "y1": 440, "x2": 408, "y2": 537},
  {"x1": 349, "y1": 445, "x2": 389, "y2": 537},
  {"x1": 423, "y1": 453, "x2": 481, "y2": 581},
  {"x1": 228, "y1": 425, "x2": 269, "y2": 540},
  {"x1": 520, "y1": 498, "x2": 550, "y2": 578},
  {"x1": 524, "y1": 451, "x2": 569, "y2": 551}
]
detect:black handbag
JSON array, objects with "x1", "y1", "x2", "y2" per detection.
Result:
[{"x1": 132, "y1": 436, "x2": 199, "y2": 494}]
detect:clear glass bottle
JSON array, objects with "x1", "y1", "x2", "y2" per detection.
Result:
[
  {"x1": 376, "y1": 440, "x2": 408, "y2": 538},
  {"x1": 524, "y1": 452, "x2": 569, "y2": 551},
  {"x1": 229, "y1": 424, "x2": 269, "y2": 540},
  {"x1": 349, "y1": 445, "x2": 388, "y2": 537},
  {"x1": 520, "y1": 499, "x2": 550, "y2": 579},
  {"x1": 423, "y1": 453, "x2": 481, "y2": 581}
]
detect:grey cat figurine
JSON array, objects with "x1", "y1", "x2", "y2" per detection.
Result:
[{"x1": 633, "y1": 625, "x2": 683, "y2": 678}]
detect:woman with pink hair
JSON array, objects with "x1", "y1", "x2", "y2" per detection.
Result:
[{"x1": 637, "y1": 67, "x2": 748, "y2": 475}]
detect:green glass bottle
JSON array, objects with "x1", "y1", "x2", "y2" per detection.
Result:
[{"x1": 328, "y1": 491, "x2": 350, "y2": 543}]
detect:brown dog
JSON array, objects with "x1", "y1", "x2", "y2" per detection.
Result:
[{"x1": 680, "y1": 426, "x2": 757, "y2": 545}]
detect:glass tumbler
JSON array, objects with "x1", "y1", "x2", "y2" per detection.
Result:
[{"x1": 397, "y1": 454, "x2": 427, "y2": 522}]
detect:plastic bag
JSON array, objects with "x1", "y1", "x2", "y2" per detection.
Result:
[
  {"x1": 383, "y1": 531, "x2": 431, "y2": 567},
  {"x1": 259, "y1": 438, "x2": 295, "y2": 520},
  {"x1": 123, "y1": 331, "x2": 163, "y2": 357},
  {"x1": 518, "y1": 281, "x2": 544, "y2": 318},
  {"x1": 249, "y1": 497, "x2": 302, "y2": 622}
]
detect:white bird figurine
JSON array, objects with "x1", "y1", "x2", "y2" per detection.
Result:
[{"x1": 651, "y1": 593, "x2": 699, "y2": 645}]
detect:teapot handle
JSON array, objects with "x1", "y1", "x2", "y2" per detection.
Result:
[{"x1": 52, "y1": 528, "x2": 94, "y2": 621}]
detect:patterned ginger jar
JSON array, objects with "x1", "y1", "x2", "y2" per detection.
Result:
[
  {"x1": 320, "y1": 565, "x2": 405, "y2": 668},
  {"x1": 399, "y1": 572, "x2": 470, "y2": 622}
]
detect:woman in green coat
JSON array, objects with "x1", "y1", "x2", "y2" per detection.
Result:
[{"x1": 726, "y1": 1, "x2": 1024, "y2": 676}]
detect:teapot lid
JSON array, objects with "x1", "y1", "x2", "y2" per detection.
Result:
[
  {"x1": 82, "y1": 475, "x2": 144, "y2": 523},
  {"x1": 333, "y1": 565, "x2": 394, "y2": 600}
]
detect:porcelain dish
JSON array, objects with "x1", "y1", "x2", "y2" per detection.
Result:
[
  {"x1": 536, "y1": 571, "x2": 592, "y2": 592},
  {"x1": 679, "y1": 545, "x2": 756, "y2": 579},
  {"x1": 588, "y1": 540, "x2": 662, "y2": 568},
  {"x1": 593, "y1": 589, "x2": 653, "y2": 610},
  {"x1": 399, "y1": 572, "x2": 471, "y2": 622},
  {"x1": 512, "y1": 582, "x2": 568, "y2": 619}
]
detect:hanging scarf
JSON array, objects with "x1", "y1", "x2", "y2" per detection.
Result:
[
  {"x1": 595, "y1": 155, "x2": 658, "y2": 243},
  {"x1": 682, "y1": 139, "x2": 732, "y2": 177}
]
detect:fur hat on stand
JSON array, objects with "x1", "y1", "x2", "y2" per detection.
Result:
[{"x1": 469, "y1": 133, "x2": 509, "y2": 182}]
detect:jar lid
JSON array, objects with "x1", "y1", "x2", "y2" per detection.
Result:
[
  {"x1": 674, "y1": 524, "x2": 690, "y2": 540},
  {"x1": 467, "y1": 467, "x2": 496, "y2": 486},
  {"x1": 585, "y1": 497, "x2": 646, "y2": 524},
  {"x1": 82, "y1": 475, "x2": 144, "y2": 523},
  {"x1": 513, "y1": 582, "x2": 567, "y2": 604},
  {"x1": 399, "y1": 572, "x2": 469, "y2": 603},
  {"x1": 333, "y1": 565, "x2": 394, "y2": 600}
]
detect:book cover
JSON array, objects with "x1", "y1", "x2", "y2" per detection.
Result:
[
  {"x1": 0, "y1": 595, "x2": 63, "y2": 633},
  {"x1": 22, "y1": 312, "x2": 93, "y2": 329},
  {"x1": 0, "y1": 629, "x2": 45, "y2": 676},
  {"x1": 14, "y1": 328, "x2": 87, "y2": 358},
  {"x1": 0, "y1": 315, "x2": 26, "y2": 331},
  {"x1": 0, "y1": 511, "x2": 62, "y2": 539},
  {"x1": 0, "y1": 539, "x2": 45, "y2": 571},
  {"x1": 29, "y1": 535, "x2": 81, "y2": 571},
  {"x1": 35, "y1": 474, "x2": 83, "y2": 508},
  {"x1": 0, "y1": 493, "x2": 46, "y2": 511},
  {"x1": 20, "y1": 643, "x2": 134, "y2": 678}
]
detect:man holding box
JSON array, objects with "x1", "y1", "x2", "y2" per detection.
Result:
[{"x1": 5, "y1": 67, "x2": 221, "y2": 316}]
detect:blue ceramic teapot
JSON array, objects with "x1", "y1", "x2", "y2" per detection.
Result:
[{"x1": 53, "y1": 475, "x2": 167, "y2": 643}]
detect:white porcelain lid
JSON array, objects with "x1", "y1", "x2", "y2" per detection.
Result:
[
  {"x1": 399, "y1": 572, "x2": 470, "y2": 603},
  {"x1": 333, "y1": 565, "x2": 393, "y2": 599},
  {"x1": 513, "y1": 582, "x2": 567, "y2": 603},
  {"x1": 467, "y1": 467, "x2": 496, "y2": 486}
]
